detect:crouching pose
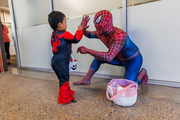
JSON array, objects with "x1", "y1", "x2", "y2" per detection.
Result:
[{"x1": 73, "y1": 10, "x2": 148, "y2": 85}]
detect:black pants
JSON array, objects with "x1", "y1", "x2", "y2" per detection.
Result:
[
  {"x1": 51, "y1": 54, "x2": 70, "y2": 88},
  {"x1": 4, "y1": 42, "x2": 10, "y2": 60}
]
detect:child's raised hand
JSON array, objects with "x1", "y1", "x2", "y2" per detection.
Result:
[{"x1": 78, "y1": 25, "x2": 83, "y2": 30}]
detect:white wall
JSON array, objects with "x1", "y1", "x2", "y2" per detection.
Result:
[
  {"x1": 53, "y1": 0, "x2": 122, "y2": 18},
  {"x1": 12, "y1": 0, "x2": 52, "y2": 68},
  {"x1": 127, "y1": 0, "x2": 180, "y2": 82},
  {"x1": 12, "y1": 0, "x2": 50, "y2": 29},
  {"x1": 127, "y1": 0, "x2": 161, "y2": 6},
  {"x1": 17, "y1": 24, "x2": 52, "y2": 68}
]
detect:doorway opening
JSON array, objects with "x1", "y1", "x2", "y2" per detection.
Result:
[{"x1": 0, "y1": 3, "x2": 17, "y2": 68}]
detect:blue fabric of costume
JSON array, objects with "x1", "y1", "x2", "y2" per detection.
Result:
[{"x1": 88, "y1": 32, "x2": 142, "y2": 83}]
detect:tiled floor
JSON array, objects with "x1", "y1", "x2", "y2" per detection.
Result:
[{"x1": 1, "y1": 57, "x2": 180, "y2": 119}]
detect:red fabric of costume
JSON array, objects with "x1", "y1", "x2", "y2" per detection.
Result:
[
  {"x1": 58, "y1": 81, "x2": 74, "y2": 104},
  {"x1": 94, "y1": 10, "x2": 114, "y2": 35},
  {"x1": 78, "y1": 10, "x2": 127, "y2": 62}
]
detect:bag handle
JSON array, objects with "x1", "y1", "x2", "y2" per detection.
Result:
[
  {"x1": 70, "y1": 54, "x2": 75, "y2": 63},
  {"x1": 106, "y1": 84, "x2": 135, "y2": 100}
]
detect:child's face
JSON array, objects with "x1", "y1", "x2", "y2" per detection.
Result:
[{"x1": 57, "y1": 17, "x2": 67, "y2": 32}]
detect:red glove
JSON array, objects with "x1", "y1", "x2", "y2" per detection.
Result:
[
  {"x1": 80, "y1": 16, "x2": 90, "y2": 36},
  {"x1": 77, "y1": 46, "x2": 88, "y2": 54}
]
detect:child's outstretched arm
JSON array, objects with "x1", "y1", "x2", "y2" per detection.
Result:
[
  {"x1": 63, "y1": 29, "x2": 83, "y2": 43},
  {"x1": 80, "y1": 16, "x2": 98, "y2": 39}
]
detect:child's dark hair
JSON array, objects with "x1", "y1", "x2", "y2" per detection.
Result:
[{"x1": 48, "y1": 11, "x2": 65, "y2": 30}]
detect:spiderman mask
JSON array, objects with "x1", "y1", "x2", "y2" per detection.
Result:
[{"x1": 94, "y1": 10, "x2": 114, "y2": 35}]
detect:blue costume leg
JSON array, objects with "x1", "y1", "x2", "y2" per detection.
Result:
[
  {"x1": 74, "y1": 54, "x2": 142, "y2": 85},
  {"x1": 90, "y1": 53, "x2": 142, "y2": 84},
  {"x1": 73, "y1": 57, "x2": 122, "y2": 85},
  {"x1": 90, "y1": 57, "x2": 123, "y2": 71},
  {"x1": 122, "y1": 53, "x2": 143, "y2": 83},
  {"x1": 51, "y1": 55, "x2": 69, "y2": 88}
]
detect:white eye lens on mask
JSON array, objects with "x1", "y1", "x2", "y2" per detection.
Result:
[{"x1": 95, "y1": 14, "x2": 102, "y2": 24}]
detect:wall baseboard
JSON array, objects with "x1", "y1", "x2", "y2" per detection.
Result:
[
  {"x1": 19, "y1": 67, "x2": 180, "y2": 88},
  {"x1": 69, "y1": 71, "x2": 123, "y2": 79},
  {"x1": 70, "y1": 71, "x2": 180, "y2": 88},
  {"x1": 147, "y1": 79, "x2": 180, "y2": 88}
]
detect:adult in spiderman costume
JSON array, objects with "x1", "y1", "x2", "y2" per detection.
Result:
[
  {"x1": 73, "y1": 10, "x2": 148, "y2": 85},
  {"x1": 48, "y1": 11, "x2": 83, "y2": 104}
]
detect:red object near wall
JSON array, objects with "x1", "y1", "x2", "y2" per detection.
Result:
[{"x1": 0, "y1": 47, "x2": 4, "y2": 72}]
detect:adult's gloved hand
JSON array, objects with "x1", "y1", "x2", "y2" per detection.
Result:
[
  {"x1": 80, "y1": 16, "x2": 90, "y2": 36},
  {"x1": 81, "y1": 15, "x2": 90, "y2": 29},
  {"x1": 77, "y1": 46, "x2": 88, "y2": 54}
]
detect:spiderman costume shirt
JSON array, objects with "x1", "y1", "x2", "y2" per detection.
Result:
[{"x1": 51, "y1": 30, "x2": 83, "y2": 104}]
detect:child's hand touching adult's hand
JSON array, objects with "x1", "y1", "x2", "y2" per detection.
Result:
[{"x1": 78, "y1": 25, "x2": 83, "y2": 30}]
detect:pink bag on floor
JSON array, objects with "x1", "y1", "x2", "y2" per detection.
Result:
[{"x1": 106, "y1": 79, "x2": 138, "y2": 107}]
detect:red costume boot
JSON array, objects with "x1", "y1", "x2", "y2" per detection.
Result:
[
  {"x1": 137, "y1": 68, "x2": 148, "y2": 85},
  {"x1": 58, "y1": 81, "x2": 75, "y2": 104},
  {"x1": 73, "y1": 68, "x2": 95, "y2": 85},
  {"x1": 70, "y1": 90, "x2": 75, "y2": 96}
]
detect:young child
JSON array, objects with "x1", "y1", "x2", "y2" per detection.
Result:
[{"x1": 48, "y1": 11, "x2": 83, "y2": 104}]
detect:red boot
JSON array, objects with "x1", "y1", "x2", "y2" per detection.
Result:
[
  {"x1": 70, "y1": 90, "x2": 75, "y2": 96},
  {"x1": 58, "y1": 82, "x2": 75, "y2": 104},
  {"x1": 73, "y1": 68, "x2": 95, "y2": 85},
  {"x1": 137, "y1": 68, "x2": 148, "y2": 85}
]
